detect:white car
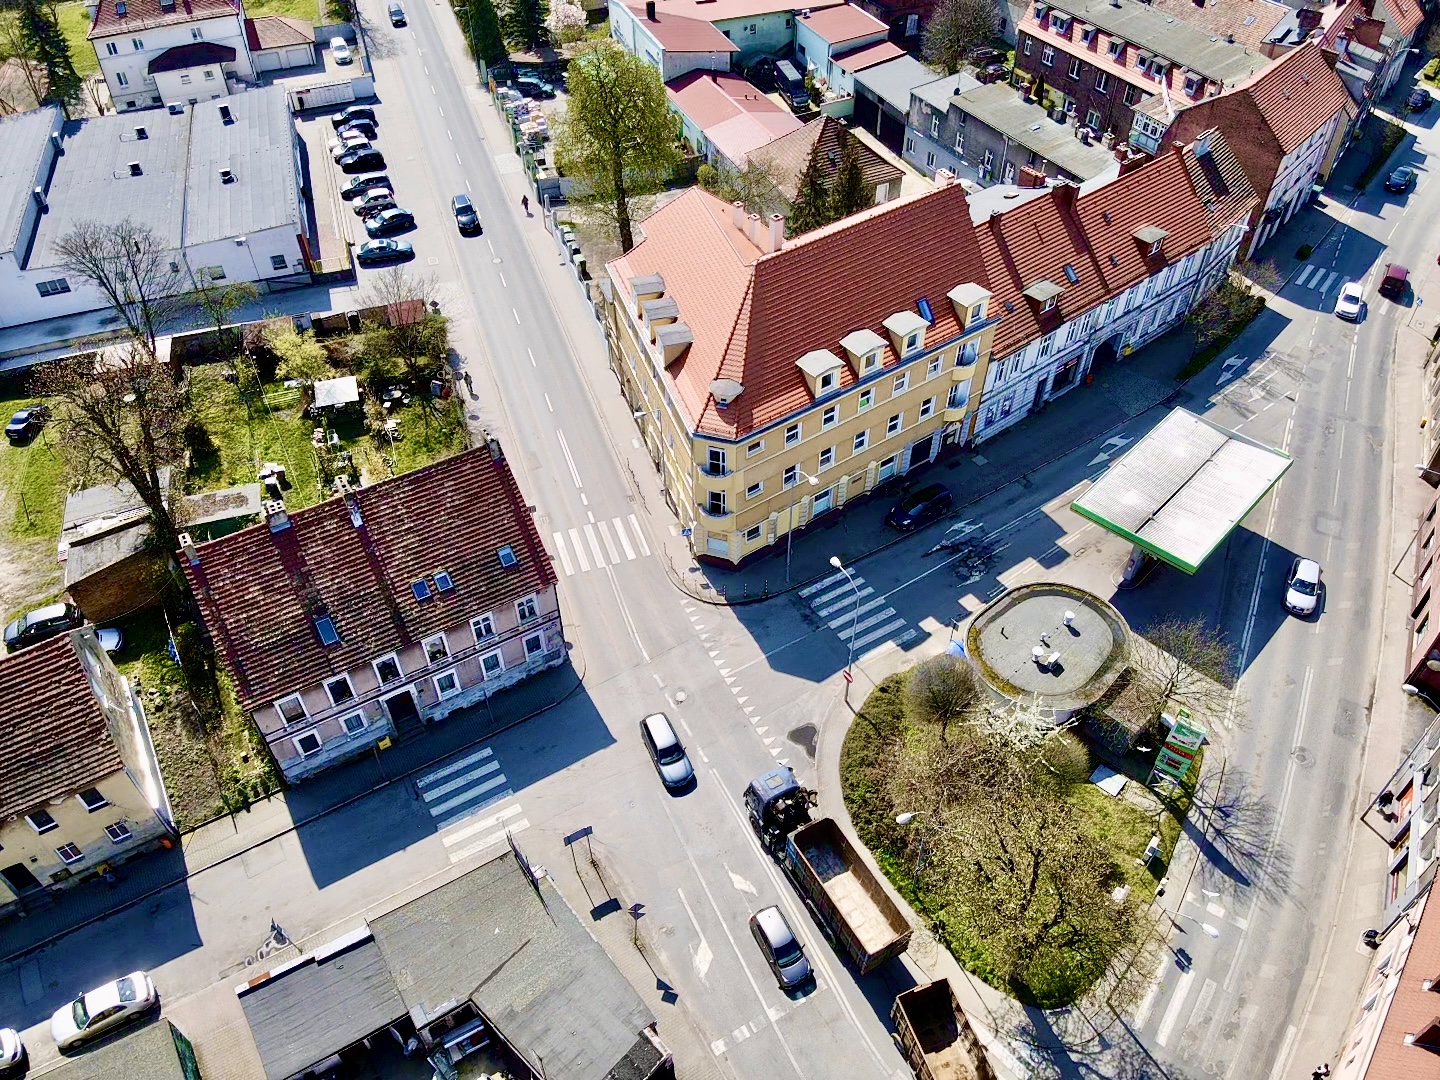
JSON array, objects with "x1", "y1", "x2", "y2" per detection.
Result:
[
  {"x1": 0, "y1": 1027, "x2": 23, "y2": 1069},
  {"x1": 331, "y1": 37, "x2": 352, "y2": 64},
  {"x1": 50, "y1": 972, "x2": 158, "y2": 1051},
  {"x1": 1334, "y1": 281, "x2": 1364, "y2": 321},
  {"x1": 1284, "y1": 557, "x2": 1322, "y2": 617}
]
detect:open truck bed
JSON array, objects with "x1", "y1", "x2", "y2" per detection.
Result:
[{"x1": 892, "y1": 980, "x2": 996, "y2": 1080}]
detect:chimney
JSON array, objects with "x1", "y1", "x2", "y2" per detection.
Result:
[
  {"x1": 1018, "y1": 165, "x2": 1047, "y2": 188},
  {"x1": 487, "y1": 435, "x2": 504, "y2": 461},
  {"x1": 646, "y1": 0, "x2": 657, "y2": 18},
  {"x1": 746, "y1": 212, "x2": 763, "y2": 248},
  {"x1": 127, "y1": 161, "x2": 142, "y2": 176},
  {"x1": 934, "y1": 167, "x2": 957, "y2": 188},
  {"x1": 767, "y1": 213, "x2": 785, "y2": 253},
  {"x1": 32, "y1": 187, "x2": 46, "y2": 210},
  {"x1": 264, "y1": 499, "x2": 291, "y2": 533},
  {"x1": 732, "y1": 199, "x2": 746, "y2": 231},
  {"x1": 1052, "y1": 181, "x2": 1078, "y2": 211},
  {"x1": 179, "y1": 532, "x2": 198, "y2": 565}
]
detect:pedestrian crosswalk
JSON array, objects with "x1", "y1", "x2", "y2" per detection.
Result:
[
  {"x1": 550, "y1": 513, "x2": 652, "y2": 577},
  {"x1": 415, "y1": 745, "x2": 529, "y2": 864},
  {"x1": 798, "y1": 569, "x2": 912, "y2": 656},
  {"x1": 1294, "y1": 265, "x2": 1341, "y2": 296}
]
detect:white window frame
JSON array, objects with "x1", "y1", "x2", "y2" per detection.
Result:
[
  {"x1": 423, "y1": 633, "x2": 450, "y2": 665},
  {"x1": 744, "y1": 523, "x2": 763, "y2": 543},
  {"x1": 919, "y1": 397, "x2": 936, "y2": 419},
  {"x1": 887, "y1": 413, "x2": 903, "y2": 436},
  {"x1": 294, "y1": 729, "x2": 323, "y2": 757},
  {"x1": 523, "y1": 632, "x2": 546, "y2": 659},
  {"x1": 433, "y1": 670, "x2": 462, "y2": 699},
  {"x1": 819, "y1": 446, "x2": 835, "y2": 470},
  {"x1": 56, "y1": 842, "x2": 84, "y2": 865},
  {"x1": 275, "y1": 693, "x2": 307, "y2": 723},
  {"x1": 784, "y1": 423, "x2": 801, "y2": 446},
  {"x1": 1041, "y1": 45, "x2": 1055, "y2": 66},
  {"x1": 25, "y1": 810, "x2": 58, "y2": 834},
  {"x1": 373, "y1": 653, "x2": 403, "y2": 685},
  {"x1": 105, "y1": 821, "x2": 132, "y2": 843},
  {"x1": 819, "y1": 371, "x2": 836, "y2": 391},
  {"x1": 853, "y1": 429, "x2": 869, "y2": 453},
  {"x1": 516, "y1": 594, "x2": 540, "y2": 622},
  {"x1": 783, "y1": 465, "x2": 799, "y2": 489},
  {"x1": 77, "y1": 787, "x2": 109, "y2": 812},
  {"x1": 930, "y1": 114, "x2": 940, "y2": 137},
  {"x1": 746, "y1": 438, "x2": 765, "y2": 456},
  {"x1": 1023, "y1": 37, "x2": 1032, "y2": 56},
  {"x1": 116, "y1": 71, "x2": 129, "y2": 86},
  {"x1": 105, "y1": 41, "x2": 118, "y2": 55},
  {"x1": 480, "y1": 649, "x2": 505, "y2": 678},
  {"x1": 324, "y1": 674, "x2": 355, "y2": 706},
  {"x1": 1095, "y1": 71, "x2": 1109, "y2": 93},
  {"x1": 822, "y1": 405, "x2": 839, "y2": 428},
  {"x1": 1067, "y1": 57, "x2": 1081, "y2": 79},
  {"x1": 746, "y1": 480, "x2": 764, "y2": 499},
  {"x1": 341, "y1": 711, "x2": 367, "y2": 734},
  {"x1": 927, "y1": 355, "x2": 942, "y2": 378},
  {"x1": 471, "y1": 614, "x2": 496, "y2": 641},
  {"x1": 894, "y1": 372, "x2": 910, "y2": 394},
  {"x1": 858, "y1": 388, "x2": 874, "y2": 411}
]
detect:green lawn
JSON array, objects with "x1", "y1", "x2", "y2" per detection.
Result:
[
  {"x1": 243, "y1": 0, "x2": 323, "y2": 21},
  {"x1": 0, "y1": 399, "x2": 66, "y2": 544},
  {"x1": 56, "y1": 3, "x2": 98, "y2": 78}
]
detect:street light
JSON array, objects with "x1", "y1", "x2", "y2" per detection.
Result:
[
  {"x1": 896, "y1": 811, "x2": 928, "y2": 879},
  {"x1": 830, "y1": 555, "x2": 861, "y2": 701},
  {"x1": 785, "y1": 471, "x2": 821, "y2": 584},
  {"x1": 1169, "y1": 910, "x2": 1221, "y2": 938},
  {"x1": 1403, "y1": 683, "x2": 1440, "y2": 711}
]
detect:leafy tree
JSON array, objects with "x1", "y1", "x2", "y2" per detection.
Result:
[
  {"x1": 545, "y1": 0, "x2": 586, "y2": 44},
  {"x1": 830, "y1": 130, "x2": 868, "y2": 218},
  {"x1": 463, "y1": 0, "x2": 508, "y2": 67},
  {"x1": 55, "y1": 220, "x2": 189, "y2": 360},
  {"x1": 554, "y1": 40, "x2": 681, "y2": 252},
  {"x1": 905, "y1": 653, "x2": 984, "y2": 744},
  {"x1": 360, "y1": 267, "x2": 450, "y2": 386},
  {"x1": 922, "y1": 0, "x2": 999, "y2": 76},
  {"x1": 786, "y1": 144, "x2": 833, "y2": 236},
  {"x1": 265, "y1": 327, "x2": 336, "y2": 384},
  {"x1": 698, "y1": 157, "x2": 787, "y2": 218},
  {"x1": 503, "y1": 0, "x2": 548, "y2": 50},
  {"x1": 33, "y1": 342, "x2": 190, "y2": 555},
  {"x1": 18, "y1": 0, "x2": 82, "y2": 113}
]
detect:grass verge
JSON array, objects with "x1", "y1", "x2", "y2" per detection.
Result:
[
  {"x1": 238, "y1": 0, "x2": 323, "y2": 21},
  {"x1": 1355, "y1": 116, "x2": 1408, "y2": 191},
  {"x1": 1178, "y1": 293, "x2": 1265, "y2": 380}
]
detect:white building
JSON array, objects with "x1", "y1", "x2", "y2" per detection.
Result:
[
  {"x1": 87, "y1": 0, "x2": 257, "y2": 113},
  {"x1": 0, "y1": 85, "x2": 310, "y2": 329}
]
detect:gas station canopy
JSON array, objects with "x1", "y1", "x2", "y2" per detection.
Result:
[{"x1": 1071, "y1": 408, "x2": 1291, "y2": 575}]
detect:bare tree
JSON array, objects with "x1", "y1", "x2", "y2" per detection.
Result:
[
  {"x1": 0, "y1": 18, "x2": 46, "y2": 111},
  {"x1": 32, "y1": 342, "x2": 190, "y2": 554},
  {"x1": 1127, "y1": 618, "x2": 1237, "y2": 731},
  {"x1": 922, "y1": 0, "x2": 1000, "y2": 76},
  {"x1": 697, "y1": 156, "x2": 788, "y2": 218},
  {"x1": 54, "y1": 220, "x2": 189, "y2": 359},
  {"x1": 360, "y1": 267, "x2": 450, "y2": 387},
  {"x1": 83, "y1": 72, "x2": 108, "y2": 116},
  {"x1": 190, "y1": 276, "x2": 259, "y2": 361},
  {"x1": 906, "y1": 653, "x2": 985, "y2": 743}
]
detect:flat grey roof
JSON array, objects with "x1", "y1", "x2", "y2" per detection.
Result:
[
  {"x1": 1071, "y1": 407, "x2": 1291, "y2": 574},
  {"x1": 0, "y1": 106, "x2": 61, "y2": 257},
  {"x1": 236, "y1": 931, "x2": 407, "y2": 1080},
  {"x1": 30, "y1": 85, "x2": 300, "y2": 270},
  {"x1": 1045, "y1": 0, "x2": 1270, "y2": 82},
  {"x1": 43, "y1": 1020, "x2": 192, "y2": 1080},
  {"x1": 856, "y1": 55, "x2": 966, "y2": 115},
  {"x1": 916, "y1": 78, "x2": 1117, "y2": 180},
  {"x1": 371, "y1": 852, "x2": 659, "y2": 1080}
]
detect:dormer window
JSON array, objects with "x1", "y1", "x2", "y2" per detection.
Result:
[
  {"x1": 948, "y1": 282, "x2": 992, "y2": 330},
  {"x1": 798, "y1": 349, "x2": 845, "y2": 398},
  {"x1": 839, "y1": 328, "x2": 886, "y2": 375},
  {"x1": 1184, "y1": 73, "x2": 1202, "y2": 96},
  {"x1": 820, "y1": 371, "x2": 836, "y2": 390},
  {"x1": 1133, "y1": 225, "x2": 1168, "y2": 256},
  {"x1": 1023, "y1": 280, "x2": 1064, "y2": 313},
  {"x1": 882, "y1": 311, "x2": 929, "y2": 357},
  {"x1": 1108, "y1": 38, "x2": 1125, "y2": 59},
  {"x1": 1052, "y1": 14, "x2": 1071, "y2": 33},
  {"x1": 1081, "y1": 25, "x2": 1096, "y2": 45},
  {"x1": 1034, "y1": 3, "x2": 1048, "y2": 20}
]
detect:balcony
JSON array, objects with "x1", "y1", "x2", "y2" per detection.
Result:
[{"x1": 697, "y1": 499, "x2": 732, "y2": 520}]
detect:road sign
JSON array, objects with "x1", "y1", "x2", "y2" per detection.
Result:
[
  {"x1": 681, "y1": 527, "x2": 693, "y2": 537},
  {"x1": 842, "y1": 669, "x2": 853, "y2": 684}
]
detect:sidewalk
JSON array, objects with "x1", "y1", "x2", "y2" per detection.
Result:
[{"x1": 0, "y1": 657, "x2": 583, "y2": 965}]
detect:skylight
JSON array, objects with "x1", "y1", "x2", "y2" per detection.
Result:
[
  {"x1": 1063, "y1": 265, "x2": 1079, "y2": 284},
  {"x1": 315, "y1": 616, "x2": 340, "y2": 646},
  {"x1": 498, "y1": 546, "x2": 518, "y2": 568},
  {"x1": 916, "y1": 298, "x2": 934, "y2": 323},
  {"x1": 411, "y1": 579, "x2": 432, "y2": 601},
  {"x1": 434, "y1": 570, "x2": 455, "y2": 592}
]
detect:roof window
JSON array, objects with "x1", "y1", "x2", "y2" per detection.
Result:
[
  {"x1": 434, "y1": 570, "x2": 455, "y2": 592},
  {"x1": 411, "y1": 579, "x2": 432, "y2": 601},
  {"x1": 1063, "y1": 265, "x2": 1079, "y2": 284},
  {"x1": 498, "y1": 545, "x2": 518, "y2": 568},
  {"x1": 916, "y1": 297, "x2": 934, "y2": 323},
  {"x1": 315, "y1": 616, "x2": 340, "y2": 646},
  {"x1": 116, "y1": 0, "x2": 127, "y2": 13}
]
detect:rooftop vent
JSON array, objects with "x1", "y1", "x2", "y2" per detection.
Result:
[
  {"x1": 134, "y1": 126, "x2": 147, "y2": 140},
  {"x1": 167, "y1": 102, "x2": 184, "y2": 115},
  {"x1": 219, "y1": 168, "x2": 235, "y2": 183},
  {"x1": 264, "y1": 499, "x2": 290, "y2": 532},
  {"x1": 434, "y1": 570, "x2": 455, "y2": 592},
  {"x1": 916, "y1": 297, "x2": 934, "y2": 323},
  {"x1": 314, "y1": 616, "x2": 340, "y2": 646},
  {"x1": 219, "y1": 104, "x2": 233, "y2": 124},
  {"x1": 127, "y1": 161, "x2": 142, "y2": 176},
  {"x1": 179, "y1": 532, "x2": 198, "y2": 566},
  {"x1": 1063, "y1": 264, "x2": 1079, "y2": 284},
  {"x1": 498, "y1": 546, "x2": 518, "y2": 568},
  {"x1": 159, "y1": 0, "x2": 174, "y2": 9}
]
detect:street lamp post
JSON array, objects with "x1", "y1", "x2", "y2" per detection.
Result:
[
  {"x1": 1403, "y1": 683, "x2": 1440, "y2": 710},
  {"x1": 896, "y1": 811, "x2": 928, "y2": 880},
  {"x1": 785, "y1": 472, "x2": 821, "y2": 584},
  {"x1": 830, "y1": 555, "x2": 861, "y2": 702},
  {"x1": 1168, "y1": 910, "x2": 1221, "y2": 938}
]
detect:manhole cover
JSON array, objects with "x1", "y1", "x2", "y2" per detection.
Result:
[
  {"x1": 1292, "y1": 746, "x2": 1312, "y2": 766},
  {"x1": 467, "y1": 413, "x2": 480, "y2": 421}
]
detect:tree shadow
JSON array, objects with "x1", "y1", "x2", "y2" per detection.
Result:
[
  {"x1": 1007, "y1": 1003, "x2": 1209, "y2": 1079},
  {"x1": 1183, "y1": 768, "x2": 1292, "y2": 901}
]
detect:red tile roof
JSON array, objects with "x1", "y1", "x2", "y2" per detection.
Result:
[
  {"x1": 89, "y1": 0, "x2": 241, "y2": 39},
  {"x1": 183, "y1": 445, "x2": 555, "y2": 710},
  {"x1": 1377, "y1": 0, "x2": 1424, "y2": 38},
  {"x1": 834, "y1": 40, "x2": 906, "y2": 73},
  {"x1": 245, "y1": 15, "x2": 314, "y2": 53},
  {"x1": 1177, "y1": 128, "x2": 1260, "y2": 237},
  {"x1": 669, "y1": 71, "x2": 802, "y2": 163},
  {"x1": 1233, "y1": 42, "x2": 1355, "y2": 155},
  {"x1": 622, "y1": 2, "x2": 739, "y2": 52},
  {"x1": 633, "y1": 0, "x2": 845, "y2": 23},
  {"x1": 0, "y1": 633, "x2": 123, "y2": 820},
  {"x1": 796, "y1": 4, "x2": 890, "y2": 45},
  {"x1": 1145, "y1": 0, "x2": 1290, "y2": 50},
  {"x1": 1356, "y1": 892, "x2": 1440, "y2": 1078}
]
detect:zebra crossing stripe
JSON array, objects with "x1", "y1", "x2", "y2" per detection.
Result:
[
  {"x1": 583, "y1": 524, "x2": 605, "y2": 568},
  {"x1": 428, "y1": 773, "x2": 509, "y2": 818},
  {"x1": 447, "y1": 818, "x2": 531, "y2": 864},
  {"x1": 628, "y1": 514, "x2": 651, "y2": 556},
  {"x1": 442, "y1": 803, "x2": 524, "y2": 846},
  {"x1": 567, "y1": 528, "x2": 590, "y2": 572},
  {"x1": 852, "y1": 618, "x2": 909, "y2": 652},
  {"x1": 551, "y1": 532, "x2": 574, "y2": 576},
  {"x1": 838, "y1": 607, "x2": 901, "y2": 642},
  {"x1": 613, "y1": 517, "x2": 636, "y2": 560},
  {"x1": 809, "y1": 582, "x2": 859, "y2": 607},
  {"x1": 598, "y1": 519, "x2": 622, "y2": 563},
  {"x1": 816, "y1": 587, "x2": 874, "y2": 618},
  {"x1": 417, "y1": 747, "x2": 492, "y2": 787},
  {"x1": 421, "y1": 760, "x2": 500, "y2": 804},
  {"x1": 1295, "y1": 265, "x2": 1316, "y2": 288},
  {"x1": 829, "y1": 596, "x2": 888, "y2": 628},
  {"x1": 799, "y1": 569, "x2": 849, "y2": 596}
]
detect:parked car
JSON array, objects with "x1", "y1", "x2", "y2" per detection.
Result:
[
  {"x1": 365, "y1": 207, "x2": 415, "y2": 237},
  {"x1": 97, "y1": 627, "x2": 124, "y2": 655},
  {"x1": 977, "y1": 63, "x2": 1008, "y2": 84},
  {"x1": 1379, "y1": 263, "x2": 1409, "y2": 299},
  {"x1": 1385, "y1": 166, "x2": 1416, "y2": 193},
  {"x1": 332, "y1": 136, "x2": 373, "y2": 161},
  {"x1": 514, "y1": 76, "x2": 555, "y2": 99},
  {"x1": 357, "y1": 238, "x2": 414, "y2": 266},
  {"x1": 1284, "y1": 557, "x2": 1322, "y2": 616},
  {"x1": 330, "y1": 105, "x2": 377, "y2": 129},
  {"x1": 388, "y1": 1, "x2": 406, "y2": 25},
  {"x1": 639, "y1": 712, "x2": 694, "y2": 789},
  {"x1": 968, "y1": 46, "x2": 1004, "y2": 65},
  {"x1": 355, "y1": 192, "x2": 397, "y2": 218},
  {"x1": 749, "y1": 906, "x2": 813, "y2": 990},
  {"x1": 334, "y1": 118, "x2": 377, "y2": 141},
  {"x1": 1334, "y1": 281, "x2": 1364, "y2": 321},
  {"x1": 4, "y1": 602, "x2": 83, "y2": 653},
  {"x1": 50, "y1": 972, "x2": 159, "y2": 1052},
  {"x1": 884, "y1": 483, "x2": 953, "y2": 530},
  {"x1": 330, "y1": 37, "x2": 352, "y2": 64},
  {"x1": 337, "y1": 148, "x2": 385, "y2": 172},
  {"x1": 1409, "y1": 88, "x2": 1431, "y2": 112},
  {"x1": 0, "y1": 1028, "x2": 23, "y2": 1072},
  {"x1": 340, "y1": 172, "x2": 390, "y2": 199},
  {"x1": 452, "y1": 193, "x2": 481, "y2": 234},
  {"x1": 5, "y1": 403, "x2": 50, "y2": 444}
]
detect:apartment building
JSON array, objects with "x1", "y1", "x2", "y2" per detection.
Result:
[
  {"x1": 603, "y1": 180, "x2": 998, "y2": 567},
  {"x1": 183, "y1": 443, "x2": 563, "y2": 783},
  {"x1": 87, "y1": 0, "x2": 255, "y2": 113},
  {"x1": 1013, "y1": 0, "x2": 1269, "y2": 141}
]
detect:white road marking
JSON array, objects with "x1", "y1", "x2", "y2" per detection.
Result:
[
  {"x1": 447, "y1": 818, "x2": 530, "y2": 863},
  {"x1": 827, "y1": 597, "x2": 888, "y2": 628},
  {"x1": 628, "y1": 514, "x2": 651, "y2": 556},
  {"x1": 837, "y1": 607, "x2": 900, "y2": 641},
  {"x1": 851, "y1": 618, "x2": 908, "y2": 652},
  {"x1": 1155, "y1": 968, "x2": 1194, "y2": 1046},
  {"x1": 816, "y1": 587, "x2": 875, "y2": 618},
  {"x1": 613, "y1": 517, "x2": 636, "y2": 560},
  {"x1": 1264, "y1": 1025, "x2": 1299, "y2": 1080},
  {"x1": 446, "y1": 128, "x2": 453, "y2": 141},
  {"x1": 1132, "y1": 954, "x2": 1169, "y2": 1029},
  {"x1": 676, "y1": 888, "x2": 715, "y2": 982},
  {"x1": 799, "y1": 569, "x2": 849, "y2": 596},
  {"x1": 441, "y1": 804, "x2": 523, "y2": 846},
  {"x1": 556, "y1": 430, "x2": 583, "y2": 487},
  {"x1": 528, "y1": 347, "x2": 537, "y2": 367},
  {"x1": 598, "y1": 519, "x2": 622, "y2": 563},
  {"x1": 605, "y1": 565, "x2": 650, "y2": 663},
  {"x1": 437, "y1": 105, "x2": 443, "y2": 117},
  {"x1": 583, "y1": 524, "x2": 605, "y2": 568},
  {"x1": 420, "y1": 760, "x2": 499, "y2": 802},
  {"x1": 544, "y1": 393, "x2": 553, "y2": 412},
  {"x1": 417, "y1": 747, "x2": 492, "y2": 786},
  {"x1": 551, "y1": 532, "x2": 574, "y2": 576},
  {"x1": 567, "y1": 528, "x2": 590, "y2": 572},
  {"x1": 512, "y1": 307, "x2": 521, "y2": 324},
  {"x1": 727, "y1": 867, "x2": 757, "y2": 895},
  {"x1": 498, "y1": 272, "x2": 507, "y2": 288},
  {"x1": 427, "y1": 775, "x2": 508, "y2": 818}
]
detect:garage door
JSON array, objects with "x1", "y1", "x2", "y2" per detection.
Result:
[
  {"x1": 255, "y1": 51, "x2": 282, "y2": 72},
  {"x1": 283, "y1": 45, "x2": 313, "y2": 68}
]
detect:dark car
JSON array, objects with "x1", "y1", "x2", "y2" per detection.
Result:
[
  {"x1": 337, "y1": 148, "x2": 385, "y2": 172},
  {"x1": 4, "y1": 602, "x2": 82, "y2": 653},
  {"x1": 330, "y1": 105, "x2": 377, "y2": 129},
  {"x1": 5, "y1": 404, "x2": 50, "y2": 444},
  {"x1": 977, "y1": 62, "x2": 1008, "y2": 84},
  {"x1": 355, "y1": 193, "x2": 398, "y2": 220},
  {"x1": 452, "y1": 193, "x2": 481, "y2": 234},
  {"x1": 1380, "y1": 263, "x2": 1410, "y2": 299},
  {"x1": 884, "y1": 483, "x2": 953, "y2": 530},
  {"x1": 356, "y1": 238, "x2": 414, "y2": 266},
  {"x1": 1409, "y1": 88, "x2": 1431, "y2": 112},
  {"x1": 968, "y1": 46, "x2": 1004, "y2": 65},
  {"x1": 514, "y1": 76, "x2": 555, "y2": 99},
  {"x1": 388, "y1": 2, "x2": 406, "y2": 25},
  {"x1": 340, "y1": 172, "x2": 391, "y2": 199},
  {"x1": 335, "y1": 118, "x2": 377, "y2": 142},
  {"x1": 365, "y1": 207, "x2": 415, "y2": 237},
  {"x1": 1385, "y1": 166, "x2": 1417, "y2": 193}
]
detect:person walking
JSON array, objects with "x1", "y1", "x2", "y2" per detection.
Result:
[{"x1": 521, "y1": 194, "x2": 530, "y2": 216}]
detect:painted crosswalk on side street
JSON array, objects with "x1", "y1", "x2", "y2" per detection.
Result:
[
  {"x1": 1293, "y1": 264, "x2": 1343, "y2": 297},
  {"x1": 550, "y1": 513, "x2": 652, "y2": 577},
  {"x1": 415, "y1": 745, "x2": 529, "y2": 864},
  {"x1": 798, "y1": 569, "x2": 913, "y2": 655}
]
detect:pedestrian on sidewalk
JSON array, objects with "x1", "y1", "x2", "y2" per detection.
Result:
[{"x1": 521, "y1": 194, "x2": 530, "y2": 216}]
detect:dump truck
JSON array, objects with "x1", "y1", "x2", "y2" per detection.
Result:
[
  {"x1": 892, "y1": 980, "x2": 997, "y2": 1080},
  {"x1": 744, "y1": 767, "x2": 912, "y2": 974}
]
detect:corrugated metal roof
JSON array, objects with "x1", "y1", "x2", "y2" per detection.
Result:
[{"x1": 1071, "y1": 408, "x2": 1291, "y2": 573}]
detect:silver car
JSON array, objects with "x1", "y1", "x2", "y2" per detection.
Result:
[
  {"x1": 640, "y1": 712, "x2": 694, "y2": 788},
  {"x1": 1284, "y1": 557, "x2": 1322, "y2": 616},
  {"x1": 749, "y1": 906, "x2": 813, "y2": 989}
]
